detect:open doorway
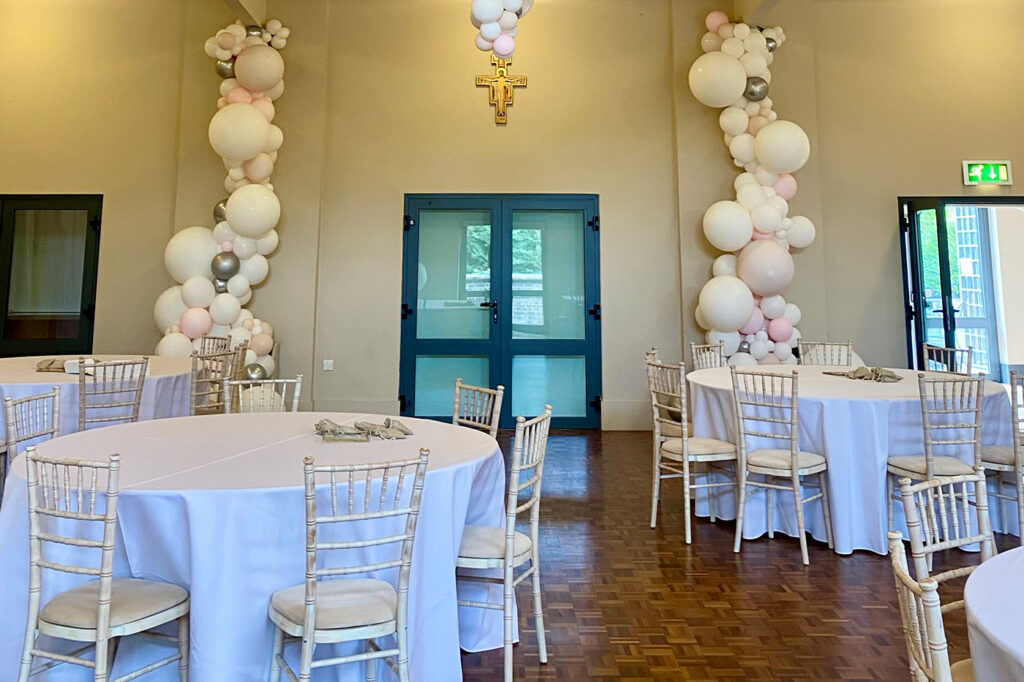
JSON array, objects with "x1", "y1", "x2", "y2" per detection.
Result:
[{"x1": 899, "y1": 196, "x2": 1024, "y2": 380}]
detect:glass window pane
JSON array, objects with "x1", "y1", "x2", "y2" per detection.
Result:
[
  {"x1": 511, "y1": 355, "x2": 586, "y2": 417},
  {"x1": 416, "y1": 210, "x2": 491, "y2": 340},
  {"x1": 511, "y1": 210, "x2": 585, "y2": 340},
  {"x1": 414, "y1": 355, "x2": 488, "y2": 416},
  {"x1": 916, "y1": 209, "x2": 946, "y2": 347},
  {"x1": 5, "y1": 209, "x2": 87, "y2": 340}
]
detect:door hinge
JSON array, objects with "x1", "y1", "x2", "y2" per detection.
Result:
[
  {"x1": 398, "y1": 394, "x2": 408, "y2": 412},
  {"x1": 589, "y1": 395, "x2": 602, "y2": 412},
  {"x1": 89, "y1": 216, "x2": 101, "y2": 232},
  {"x1": 588, "y1": 303, "x2": 601, "y2": 320},
  {"x1": 403, "y1": 215, "x2": 416, "y2": 230},
  {"x1": 401, "y1": 303, "x2": 413, "y2": 320},
  {"x1": 588, "y1": 215, "x2": 600, "y2": 231}
]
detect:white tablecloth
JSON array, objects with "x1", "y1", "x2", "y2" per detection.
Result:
[
  {"x1": 966, "y1": 546, "x2": 1024, "y2": 681},
  {"x1": 0, "y1": 355, "x2": 190, "y2": 445},
  {"x1": 688, "y1": 366, "x2": 1014, "y2": 554},
  {"x1": 0, "y1": 413, "x2": 508, "y2": 681}
]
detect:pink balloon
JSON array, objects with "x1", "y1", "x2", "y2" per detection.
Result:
[
  {"x1": 221, "y1": 241, "x2": 233, "y2": 252},
  {"x1": 752, "y1": 229, "x2": 772, "y2": 240},
  {"x1": 748, "y1": 115, "x2": 769, "y2": 135},
  {"x1": 773, "y1": 173, "x2": 798, "y2": 200},
  {"x1": 250, "y1": 332, "x2": 273, "y2": 356},
  {"x1": 705, "y1": 10, "x2": 729, "y2": 32},
  {"x1": 251, "y1": 97, "x2": 275, "y2": 121},
  {"x1": 739, "y1": 306, "x2": 765, "y2": 335},
  {"x1": 226, "y1": 87, "x2": 253, "y2": 104},
  {"x1": 179, "y1": 307, "x2": 213, "y2": 340},
  {"x1": 492, "y1": 34, "x2": 514, "y2": 57},
  {"x1": 767, "y1": 316, "x2": 794, "y2": 343}
]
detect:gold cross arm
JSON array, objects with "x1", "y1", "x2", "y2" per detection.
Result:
[{"x1": 475, "y1": 56, "x2": 527, "y2": 125}]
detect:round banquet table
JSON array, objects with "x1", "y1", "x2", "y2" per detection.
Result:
[
  {"x1": 0, "y1": 412, "x2": 509, "y2": 681},
  {"x1": 0, "y1": 355, "x2": 190, "y2": 444},
  {"x1": 688, "y1": 365, "x2": 1014, "y2": 554},
  {"x1": 966, "y1": 546, "x2": 1024, "y2": 681}
]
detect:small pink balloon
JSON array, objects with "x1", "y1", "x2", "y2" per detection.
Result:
[
  {"x1": 773, "y1": 173, "x2": 798, "y2": 200},
  {"x1": 170, "y1": 324, "x2": 181, "y2": 334},
  {"x1": 251, "y1": 97, "x2": 275, "y2": 121},
  {"x1": 705, "y1": 10, "x2": 729, "y2": 32},
  {"x1": 250, "y1": 332, "x2": 273, "y2": 356},
  {"x1": 221, "y1": 241, "x2": 233, "y2": 252},
  {"x1": 260, "y1": 321, "x2": 274, "y2": 338},
  {"x1": 226, "y1": 87, "x2": 253, "y2": 104},
  {"x1": 179, "y1": 307, "x2": 213, "y2": 340},
  {"x1": 752, "y1": 229, "x2": 772, "y2": 240},
  {"x1": 492, "y1": 34, "x2": 515, "y2": 57},
  {"x1": 216, "y1": 97, "x2": 228, "y2": 109},
  {"x1": 739, "y1": 307, "x2": 765, "y2": 335},
  {"x1": 767, "y1": 316, "x2": 794, "y2": 343},
  {"x1": 748, "y1": 115, "x2": 769, "y2": 135},
  {"x1": 242, "y1": 318, "x2": 255, "y2": 331}
]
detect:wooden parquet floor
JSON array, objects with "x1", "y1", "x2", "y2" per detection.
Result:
[{"x1": 460, "y1": 430, "x2": 1017, "y2": 682}]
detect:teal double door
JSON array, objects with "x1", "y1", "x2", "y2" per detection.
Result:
[{"x1": 399, "y1": 194, "x2": 601, "y2": 429}]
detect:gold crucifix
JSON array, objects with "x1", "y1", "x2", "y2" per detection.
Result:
[{"x1": 475, "y1": 56, "x2": 527, "y2": 125}]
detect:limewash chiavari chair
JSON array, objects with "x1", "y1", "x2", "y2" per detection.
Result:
[
  {"x1": 980, "y1": 370, "x2": 1024, "y2": 544},
  {"x1": 223, "y1": 375, "x2": 303, "y2": 413},
  {"x1": 3, "y1": 386, "x2": 61, "y2": 501},
  {"x1": 645, "y1": 347, "x2": 693, "y2": 439},
  {"x1": 456, "y1": 407, "x2": 553, "y2": 682},
  {"x1": 189, "y1": 348, "x2": 243, "y2": 416},
  {"x1": 645, "y1": 357, "x2": 736, "y2": 539},
  {"x1": 690, "y1": 341, "x2": 726, "y2": 370},
  {"x1": 452, "y1": 377, "x2": 504, "y2": 438},
  {"x1": 78, "y1": 358, "x2": 148, "y2": 432},
  {"x1": 886, "y1": 373, "x2": 984, "y2": 532},
  {"x1": 887, "y1": 531, "x2": 974, "y2": 682},
  {"x1": 198, "y1": 335, "x2": 231, "y2": 354},
  {"x1": 268, "y1": 450, "x2": 429, "y2": 682},
  {"x1": 797, "y1": 339, "x2": 853, "y2": 366},
  {"x1": 923, "y1": 343, "x2": 973, "y2": 375},
  {"x1": 896, "y1": 469, "x2": 996, "y2": 614},
  {"x1": 19, "y1": 448, "x2": 190, "y2": 682},
  {"x1": 731, "y1": 367, "x2": 834, "y2": 565}
]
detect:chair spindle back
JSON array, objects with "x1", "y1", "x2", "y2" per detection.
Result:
[{"x1": 78, "y1": 358, "x2": 148, "y2": 431}]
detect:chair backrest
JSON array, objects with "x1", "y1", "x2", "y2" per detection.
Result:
[
  {"x1": 78, "y1": 358, "x2": 148, "y2": 431},
  {"x1": 198, "y1": 335, "x2": 231, "y2": 354},
  {"x1": 4, "y1": 386, "x2": 61, "y2": 457},
  {"x1": 223, "y1": 375, "x2": 303, "y2": 413},
  {"x1": 730, "y1": 367, "x2": 799, "y2": 469},
  {"x1": 917, "y1": 372, "x2": 984, "y2": 478},
  {"x1": 690, "y1": 341, "x2": 725, "y2": 370},
  {"x1": 922, "y1": 343, "x2": 972, "y2": 375},
  {"x1": 645, "y1": 358, "x2": 685, "y2": 441},
  {"x1": 190, "y1": 349, "x2": 242, "y2": 415},
  {"x1": 797, "y1": 340, "x2": 853, "y2": 366},
  {"x1": 1010, "y1": 370, "x2": 1024, "y2": 465},
  {"x1": 505, "y1": 407, "x2": 553, "y2": 552},
  {"x1": 887, "y1": 531, "x2": 954, "y2": 682},
  {"x1": 897, "y1": 469, "x2": 995, "y2": 610},
  {"x1": 452, "y1": 377, "x2": 504, "y2": 437},
  {"x1": 645, "y1": 346, "x2": 659, "y2": 362},
  {"x1": 301, "y1": 450, "x2": 429, "y2": 640}
]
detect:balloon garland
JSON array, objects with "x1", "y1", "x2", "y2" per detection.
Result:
[
  {"x1": 688, "y1": 12, "x2": 815, "y2": 366},
  {"x1": 470, "y1": 0, "x2": 534, "y2": 58},
  {"x1": 153, "y1": 20, "x2": 289, "y2": 379}
]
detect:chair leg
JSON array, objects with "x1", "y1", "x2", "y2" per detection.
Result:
[
  {"x1": 532, "y1": 556, "x2": 548, "y2": 664},
  {"x1": 733, "y1": 471, "x2": 748, "y2": 554},
  {"x1": 682, "y1": 456, "x2": 693, "y2": 544},
  {"x1": 177, "y1": 614, "x2": 190, "y2": 681},
  {"x1": 17, "y1": 597, "x2": 39, "y2": 682},
  {"x1": 708, "y1": 465, "x2": 718, "y2": 523},
  {"x1": 766, "y1": 485, "x2": 775, "y2": 539},
  {"x1": 887, "y1": 472, "x2": 895, "y2": 533},
  {"x1": 95, "y1": 635, "x2": 110, "y2": 682},
  {"x1": 299, "y1": 632, "x2": 314, "y2": 682},
  {"x1": 792, "y1": 474, "x2": 809, "y2": 566},
  {"x1": 365, "y1": 639, "x2": 377, "y2": 681},
  {"x1": 819, "y1": 471, "x2": 834, "y2": 550},
  {"x1": 269, "y1": 626, "x2": 284, "y2": 682},
  {"x1": 1016, "y1": 468, "x2": 1024, "y2": 547},
  {"x1": 650, "y1": 445, "x2": 662, "y2": 529},
  {"x1": 504, "y1": 562, "x2": 514, "y2": 682}
]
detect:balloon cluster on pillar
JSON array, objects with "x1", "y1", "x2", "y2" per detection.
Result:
[
  {"x1": 153, "y1": 19, "x2": 288, "y2": 379},
  {"x1": 689, "y1": 11, "x2": 815, "y2": 366},
  {"x1": 470, "y1": 0, "x2": 533, "y2": 58}
]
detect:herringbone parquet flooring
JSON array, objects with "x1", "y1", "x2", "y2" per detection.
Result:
[{"x1": 460, "y1": 430, "x2": 1017, "y2": 681}]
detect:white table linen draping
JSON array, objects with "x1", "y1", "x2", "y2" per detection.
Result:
[
  {"x1": 966, "y1": 546, "x2": 1024, "y2": 681},
  {"x1": 0, "y1": 355, "x2": 190, "y2": 445},
  {"x1": 688, "y1": 366, "x2": 1013, "y2": 554},
  {"x1": 0, "y1": 412, "x2": 509, "y2": 681}
]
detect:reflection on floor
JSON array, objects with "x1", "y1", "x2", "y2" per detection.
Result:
[{"x1": 461, "y1": 430, "x2": 1015, "y2": 681}]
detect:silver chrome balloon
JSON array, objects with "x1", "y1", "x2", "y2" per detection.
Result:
[
  {"x1": 213, "y1": 199, "x2": 228, "y2": 223},
  {"x1": 738, "y1": 341, "x2": 751, "y2": 354},
  {"x1": 765, "y1": 37, "x2": 777, "y2": 52},
  {"x1": 211, "y1": 252, "x2": 240, "y2": 280},
  {"x1": 244, "y1": 363, "x2": 268, "y2": 380},
  {"x1": 213, "y1": 278, "x2": 229, "y2": 294},
  {"x1": 246, "y1": 25, "x2": 263, "y2": 37},
  {"x1": 744, "y1": 76, "x2": 769, "y2": 102},
  {"x1": 215, "y1": 59, "x2": 235, "y2": 78}
]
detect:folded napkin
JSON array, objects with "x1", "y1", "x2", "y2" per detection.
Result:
[
  {"x1": 823, "y1": 366, "x2": 902, "y2": 383},
  {"x1": 315, "y1": 417, "x2": 414, "y2": 442},
  {"x1": 35, "y1": 358, "x2": 65, "y2": 373}
]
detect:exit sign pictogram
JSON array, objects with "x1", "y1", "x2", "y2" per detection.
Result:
[{"x1": 962, "y1": 160, "x2": 1012, "y2": 186}]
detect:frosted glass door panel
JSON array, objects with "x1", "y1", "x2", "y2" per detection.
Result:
[
  {"x1": 414, "y1": 355, "x2": 488, "y2": 417},
  {"x1": 416, "y1": 210, "x2": 491, "y2": 339},
  {"x1": 511, "y1": 210, "x2": 585, "y2": 340},
  {"x1": 511, "y1": 355, "x2": 586, "y2": 417}
]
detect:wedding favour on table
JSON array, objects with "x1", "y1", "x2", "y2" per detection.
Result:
[
  {"x1": 314, "y1": 418, "x2": 414, "y2": 442},
  {"x1": 822, "y1": 366, "x2": 902, "y2": 383},
  {"x1": 35, "y1": 358, "x2": 96, "y2": 375}
]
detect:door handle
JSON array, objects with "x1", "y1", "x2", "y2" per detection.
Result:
[{"x1": 479, "y1": 299, "x2": 498, "y2": 324}]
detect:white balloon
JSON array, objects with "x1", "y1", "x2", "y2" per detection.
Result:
[
  {"x1": 263, "y1": 124, "x2": 284, "y2": 153},
  {"x1": 164, "y1": 226, "x2": 219, "y2": 284},
  {"x1": 767, "y1": 195, "x2": 789, "y2": 217},
  {"x1": 744, "y1": 100, "x2": 761, "y2": 116},
  {"x1": 753, "y1": 166, "x2": 779, "y2": 186},
  {"x1": 153, "y1": 285, "x2": 187, "y2": 333},
  {"x1": 706, "y1": 330, "x2": 741, "y2": 356},
  {"x1": 498, "y1": 10, "x2": 518, "y2": 30},
  {"x1": 783, "y1": 303, "x2": 802, "y2": 326},
  {"x1": 688, "y1": 52, "x2": 747, "y2": 108},
  {"x1": 228, "y1": 326, "x2": 252, "y2": 346},
  {"x1": 733, "y1": 172, "x2": 757, "y2": 190},
  {"x1": 263, "y1": 79, "x2": 285, "y2": 101},
  {"x1": 761, "y1": 352, "x2": 782, "y2": 365},
  {"x1": 761, "y1": 295, "x2": 787, "y2": 319},
  {"x1": 740, "y1": 52, "x2": 767, "y2": 77},
  {"x1": 226, "y1": 184, "x2": 281, "y2": 238},
  {"x1": 519, "y1": 0, "x2": 533, "y2": 16},
  {"x1": 749, "y1": 339, "x2": 770, "y2": 360},
  {"x1": 503, "y1": 0, "x2": 523, "y2": 10},
  {"x1": 774, "y1": 342, "x2": 793, "y2": 361},
  {"x1": 788, "y1": 215, "x2": 816, "y2": 249},
  {"x1": 751, "y1": 203, "x2": 782, "y2": 233},
  {"x1": 788, "y1": 327, "x2": 802, "y2": 348},
  {"x1": 471, "y1": 0, "x2": 504, "y2": 23},
  {"x1": 156, "y1": 332, "x2": 194, "y2": 358},
  {"x1": 239, "y1": 254, "x2": 269, "y2": 285},
  {"x1": 243, "y1": 153, "x2": 274, "y2": 182},
  {"x1": 712, "y1": 254, "x2": 737, "y2": 277},
  {"x1": 736, "y1": 240, "x2": 795, "y2": 296},
  {"x1": 208, "y1": 104, "x2": 269, "y2": 162},
  {"x1": 244, "y1": 349, "x2": 258, "y2": 366},
  {"x1": 227, "y1": 274, "x2": 251, "y2": 298},
  {"x1": 480, "y1": 21, "x2": 502, "y2": 40},
  {"x1": 721, "y1": 37, "x2": 745, "y2": 58},
  {"x1": 233, "y1": 236, "x2": 257, "y2": 259},
  {"x1": 729, "y1": 352, "x2": 758, "y2": 366},
  {"x1": 475, "y1": 33, "x2": 494, "y2": 51},
  {"x1": 256, "y1": 353, "x2": 276, "y2": 377},
  {"x1": 729, "y1": 133, "x2": 756, "y2": 164},
  {"x1": 256, "y1": 230, "x2": 279, "y2": 255},
  {"x1": 233, "y1": 308, "x2": 255, "y2": 327},
  {"x1": 701, "y1": 31, "x2": 723, "y2": 53},
  {"x1": 733, "y1": 23, "x2": 751, "y2": 39},
  {"x1": 209, "y1": 293, "x2": 242, "y2": 325},
  {"x1": 719, "y1": 107, "x2": 748, "y2": 136},
  {"x1": 698, "y1": 276, "x2": 755, "y2": 332},
  {"x1": 703, "y1": 201, "x2": 753, "y2": 252},
  {"x1": 694, "y1": 305, "x2": 709, "y2": 330},
  {"x1": 736, "y1": 183, "x2": 767, "y2": 209},
  {"x1": 213, "y1": 221, "x2": 236, "y2": 243},
  {"x1": 754, "y1": 120, "x2": 811, "y2": 174},
  {"x1": 219, "y1": 78, "x2": 238, "y2": 97},
  {"x1": 234, "y1": 45, "x2": 284, "y2": 93},
  {"x1": 181, "y1": 276, "x2": 217, "y2": 308},
  {"x1": 755, "y1": 330, "x2": 769, "y2": 342}
]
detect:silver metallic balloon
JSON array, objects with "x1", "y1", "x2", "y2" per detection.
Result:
[
  {"x1": 213, "y1": 278, "x2": 229, "y2": 294},
  {"x1": 211, "y1": 252, "x2": 240, "y2": 280},
  {"x1": 244, "y1": 363, "x2": 268, "y2": 380},
  {"x1": 246, "y1": 24, "x2": 264, "y2": 36},
  {"x1": 215, "y1": 59, "x2": 235, "y2": 78},
  {"x1": 213, "y1": 199, "x2": 228, "y2": 224},
  {"x1": 738, "y1": 341, "x2": 751, "y2": 354},
  {"x1": 744, "y1": 77, "x2": 769, "y2": 102},
  {"x1": 765, "y1": 37, "x2": 777, "y2": 52}
]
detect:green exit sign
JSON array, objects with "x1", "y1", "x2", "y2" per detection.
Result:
[{"x1": 962, "y1": 160, "x2": 1012, "y2": 186}]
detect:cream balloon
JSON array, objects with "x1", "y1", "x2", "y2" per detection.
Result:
[
  {"x1": 712, "y1": 253, "x2": 737, "y2": 277},
  {"x1": 256, "y1": 230, "x2": 279, "y2": 255},
  {"x1": 155, "y1": 332, "x2": 195, "y2": 358},
  {"x1": 181, "y1": 276, "x2": 217, "y2": 308},
  {"x1": 225, "y1": 184, "x2": 281, "y2": 238},
  {"x1": 234, "y1": 45, "x2": 284, "y2": 93},
  {"x1": 239, "y1": 254, "x2": 269, "y2": 285},
  {"x1": 703, "y1": 201, "x2": 753, "y2": 252},
  {"x1": 164, "y1": 226, "x2": 220, "y2": 284},
  {"x1": 754, "y1": 120, "x2": 810, "y2": 174},
  {"x1": 688, "y1": 52, "x2": 748, "y2": 108},
  {"x1": 153, "y1": 285, "x2": 187, "y2": 333},
  {"x1": 263, "y1": 124, "x2": 284, "y2": 153},
  {"x1": 208, "y1": 103, "x2": 269, "y2": 162},
  {"x1": 719, "y1": 107, "x2": 749, "y2": 136},
  {"x1": 760, "y1": 294, "x2": 787, "y2": 319},
  {"x1": 698, "y1": 276, "x2": 755, "y2": 331},
  {"x1": 227, "y1": 274, "x2": 251, "y2": 298},
  {"x1": 787, "y1": 215, "x2": 816, "y2": 248},
  {"x1": 209, "y1": 293, "x2": 242, "y2": 325},
  {"x1": 736, "y1": 240, "x2": 795, "y2": 296},
  {"x1": 706, "y1": 330, "x2": 741, "y2": 356}
]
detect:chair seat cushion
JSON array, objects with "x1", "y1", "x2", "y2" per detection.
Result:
[
  {"x1": 747, "y1": 449, "x2": 825, "y2": 471},
  {"x1": 270, "y1": 579, "x2": 397, "y2": 630},
  {"x1": 887, "y1": 455, "x2": 974, "y2": 477},
  {"x1": 458, "y1": 524, "x2": 532, "y2": 560},
  {"x1": 981, "y1": 444, "x2": 1017, "y2": 466},
  {"x1": 659, "y1": 421, "x2": 694, "y2": 438},
  {"x1": 40, "y1": 578, "x2": 188, "y2": 630},
  {"x1": 662, "y1": 437, "x2": 736, "y2": 458}
]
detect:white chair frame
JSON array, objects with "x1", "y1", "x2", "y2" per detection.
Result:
[
  {"x1": 731, "y1": 367, "x2": 834, "y2": 565},
  {"x1": 645, "y1": 358, "x2": 736, "y2": 540},
  {"x1": 456, "y1": 407, "x2": 552, "y2": 682},
  {"x1": 981, "y1": 370, "x2": 1024, "y2": 544},
  {"x1": 690, "y1": 341, "x2": 725, "y2": 370},
  {"x1": 923, "y1": 343, "x2": 973, "y2": 375},
  {"x1": 797, "y1": 340, "x2": 853, "y2": 366},
  {"x1": 197, "y1": 335, "x2": 231, "y2": 354},
  {"x1": 269, "y1": 450, "x2": 429, "y2": 682},
  {"x1": 78, "y1": 358, "x2": 148, "y2": 432},
  {"x1": 189, "y1": 348, "x2": 244, "y2": 416},
  {"x1": 3, "y1": 386, "x2": 61, "y2": 501},
  {"x1": 223, "y1": 375, "x2": 303, "y2": 413},
  {"x1": 19, "y1": 448, "x2": 189, "y2": 682},
  {"x1": 452, "y1": 377, "x2": 504, "y2": 438}
]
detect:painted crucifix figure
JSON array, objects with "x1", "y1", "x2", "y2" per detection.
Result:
[{"x1": 475, "y1": 56, "x2": 527, "y2": 124}]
